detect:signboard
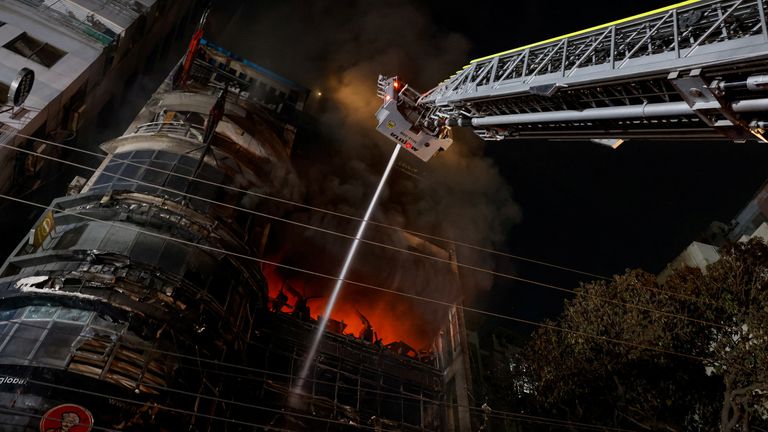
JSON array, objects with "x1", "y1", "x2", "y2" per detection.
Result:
[
  {"x1": 0, "y1": 375, "x2": 27, "y2": 386},
  {"x1": 40, "y1": 404, "x2": 93, "y2": 432},
  {"x1": 31, "y1": 211, "x2": 55, "y2": 248},
  {"x1": 8, "y1": 67, "x2": 35, "y2": 108}
]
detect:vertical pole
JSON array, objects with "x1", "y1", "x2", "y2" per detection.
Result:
[
  {"x1": 609, "y1": 27, "x2": 616, "y2": 69},
  {"x1": 521, "y1": 50, "x2": 529, "y2": 79},
  {"x1": 561, "y1": 38, "x2": 568, "y2": 76},
  {"x1": 758, "y1": 0, "x2": 768, "y2": 40},
  {"x1": 673, "y1": 9, "x2": 680, "y2": 58}
]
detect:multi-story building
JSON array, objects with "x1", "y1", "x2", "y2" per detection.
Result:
[
  {"x1": 0, "y1": 0, "x2": 197, "y2": 193},
  {"x1": 0, "y1": 30, "x2": 461, "y2": 430},
  {"x1": 659, "y1": 179, "x2": 768, "y2": 280}
]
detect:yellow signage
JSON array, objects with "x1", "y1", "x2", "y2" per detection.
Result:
[{"x1": 32, "y1": 211, "x2": 55, "y2": 248}]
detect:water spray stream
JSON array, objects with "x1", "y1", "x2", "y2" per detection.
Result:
[{"x1": 293, "y1": 144, "x2": 401, "y2": 395}]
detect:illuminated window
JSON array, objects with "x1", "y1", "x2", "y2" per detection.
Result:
[{"x1": 4, "y1": 33, "x2": 66, "y2": 67}]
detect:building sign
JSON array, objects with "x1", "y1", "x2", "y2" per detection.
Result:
[
  {"x1": 31, "y1": 211, "x2": 55, "y2": 248},
  {"x1": 8, "y1": 68, "x2": 35, "y2": 108},
  {"x1": 40, "y1": 404, "x2": 93, "y2": 432},
  {"x1": 0, "y1": 375, "x2": 27, "y2": 386}
]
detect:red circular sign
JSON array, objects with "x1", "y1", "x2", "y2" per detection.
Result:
[{"x1": 39, "y1": 404, "x2": 93, "y2": 432}]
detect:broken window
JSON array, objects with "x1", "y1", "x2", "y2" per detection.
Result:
[{"x1": 4, "y1": 33, "x2": 67, "y2": 67}]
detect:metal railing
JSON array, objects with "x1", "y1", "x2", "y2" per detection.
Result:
[
  {"x1": 13, "y1": 0, "x2": 116, "y2": 46},
  {"x1": 130, "y1": 122, "x2": 205, "y2": 142},
  {"x1": 0, "y1": 123, "x2": 16, "y2": 148},
  {"x1": 426, "y1": 0, "x2": 767, "y2": 103}
]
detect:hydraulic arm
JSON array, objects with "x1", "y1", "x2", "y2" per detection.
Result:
[{"x1": 375, "y1": 0, "x2": 768, "y2": 161}]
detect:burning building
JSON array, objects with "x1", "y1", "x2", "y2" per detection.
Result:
[{"x1": 0, "y1": 22, "x2": 481, "y2": 431}]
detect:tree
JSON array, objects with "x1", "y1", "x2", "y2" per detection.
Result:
[
  {"x1": 524, "y1": 239, "x2": 768, "y2": 431},
  {"x1": 675, "y1": 239, "x2": 768, "y2": 431}
]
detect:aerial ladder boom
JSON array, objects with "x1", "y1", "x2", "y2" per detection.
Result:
[{"x1": 375, "y1": 0, "x2": 768, "y2": 161}]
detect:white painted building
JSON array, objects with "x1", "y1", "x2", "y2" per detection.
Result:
[
  {"x1": 659, "y1": 181, "x2": 768, "y2": 281},
  {"x1": 0, "y1": 0, "x2": 196, "y2": 193}
]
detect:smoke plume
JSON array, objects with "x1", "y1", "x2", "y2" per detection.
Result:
[{"x1": 212, "y1": 1, "x2": 520, "y2": 344}]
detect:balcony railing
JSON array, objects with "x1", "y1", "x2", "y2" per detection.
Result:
[
  {"x1": 13, "y1": 0, "x2": 116, "y2": 46},
  {"x1": 130, "y1": 122, "x2": 205, "y2": 143}
]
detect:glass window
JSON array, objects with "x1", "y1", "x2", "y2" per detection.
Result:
[
  {"x1": 24, "y1": 306, "x2": 57, "y2": 320},
  {"x1": 142, "y1": 160, "x2": 171, "y2": 185},
  {"x1": 34, "y1": 322, "x2": 82, "y2": 367},
  {"x1": 158, "y1": 241, "x2": 188, "y2": 276},
  {"x1": 4, "y1": 33, "x2": 66, "y2": 67},
  {"x1": 118, "y1": 162, "x2": 142, "y2": 181},
  {"x1": 0, "y1": 323, "x2": 11, "y2": 343},
  {"x1": 132, "y1": 150, "x2": 154, "y2": 160},
  {"x1": 129, "y1": 233, "x2": 163, "y2": 265},
  {"x1": 0, "y1": 309, "x2": 19, "y2": 322},
  {"x1": 53, "y1": 224, "x2": 87, "y2": 250},
  {"x1": 56, "y1": 309, "x2": 92, "y2": 323},
  {"x1": 1, "y1": 323, "x2": 45, "y2": 361}
]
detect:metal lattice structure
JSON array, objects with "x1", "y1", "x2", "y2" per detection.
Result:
[{"x1": 376, "y1": 0, "x2": 768, "y2": 160}]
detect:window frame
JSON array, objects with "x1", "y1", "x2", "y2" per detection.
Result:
[{"x1": 3, "y1": 32, "x2": 67, "y2": 68}]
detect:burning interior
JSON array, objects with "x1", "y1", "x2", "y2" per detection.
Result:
[{"x1": 0, "y1": 27, "x2": 479, "y2": 431}]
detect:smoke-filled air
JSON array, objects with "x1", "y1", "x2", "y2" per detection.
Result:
[{"x1": 212, "y1": 0, "x2": 521, "y2": 349}]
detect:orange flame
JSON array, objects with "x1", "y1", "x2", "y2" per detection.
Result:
[{"x1": 263, "y1": 264, "x2": 432, "y2": 350}]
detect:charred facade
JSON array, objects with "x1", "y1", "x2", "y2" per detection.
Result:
[{"x1": 0, "y1": 37, "x2": 448, "y2": 431}]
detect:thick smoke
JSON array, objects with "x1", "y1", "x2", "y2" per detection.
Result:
[{"x1": 213, "y1": 1, "x2": 520, "y2": 341}]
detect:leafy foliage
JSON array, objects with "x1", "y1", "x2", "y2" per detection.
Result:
[{"x1": 523, "y1": 239, "x2": 768, "y2": 431}]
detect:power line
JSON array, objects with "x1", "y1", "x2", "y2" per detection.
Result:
[
  {"x1": 136, "y1": 377, "x2": 625, "y2": 431},
  {"x1": 1, "y1": 312, "x2": 723, "y2": 408},
  {"x1": 11, "y1": 131, "x2": 612, "y2": 282},
  {"x1": 0, "y1": 371, "x2": 637, "y2": 432},
  {"x1": 0, "y1": 192, "x2": 716, "y2": 363},
  {"x1": 0, "y1": 390, "x2": 327, "y2": 432},
  {"x1": 0, "y1": 140, "x2": 724, "y2": 328},
  {"x1": 0, "y1": 325, "x2": 635, "y2": 432},
  {"x1": 25, "y1": 377, "x2": 593, "y2": 432}
]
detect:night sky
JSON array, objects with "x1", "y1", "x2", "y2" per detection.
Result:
[
  {"x1": 428, "y1": 0, "x2": 768, "y2": 320},
  {"x1": 208, "y1": 0, "x2": 768, "y2": 326},
  {"x1": 425, "y1": 1, "x2": 768, "y2": 318}
]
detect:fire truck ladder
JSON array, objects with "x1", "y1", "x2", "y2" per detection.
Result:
[{"x1": 376, "y1": 0, "x2": 768, "y2": 160}]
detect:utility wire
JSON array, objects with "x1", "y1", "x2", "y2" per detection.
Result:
[
  {"x1": 0, "y1": 326, "x2": 636, "y2": 432},
  {"x1": 0, "y1": 372, "x2": 637, "y2": 432},
  {"x1": 137, "y1": 378, "x2": 625, "y2": 431},
  {"x1": 0, "y1": 391, "x2": 330, "y2": 432},
  {"x1": 0, "y1": 192, "x2": 717, "y2": 363},
  {"x1": 11, "y1": 131, "x2": 612, "y2": 282},
  {"x1": 1, "y1": 314, "x2": 724, "y2": 403},
  {"x1": 0, "y1": 140, "x2": 724, "y2": 328},
  {"x1": 0, "y1": 398, "x2": 617, "y2": 432}
]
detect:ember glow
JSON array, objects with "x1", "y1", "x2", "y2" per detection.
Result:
[{"x1": 264, "y1": 265, "x2": 432, "y2": 349}]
